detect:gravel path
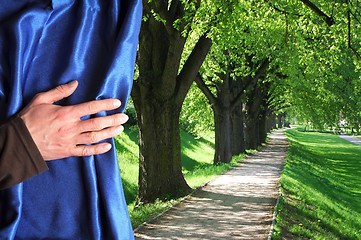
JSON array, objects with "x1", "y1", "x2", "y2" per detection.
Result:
[
  {"x1": 339, "y1": 134, "x2": 361, "y2": 145},
  {"x1": 134, "y1": 130, "x2": 288, "y2": 240}
]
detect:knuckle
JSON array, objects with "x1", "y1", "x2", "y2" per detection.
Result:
[
  {"x1": 59, "y1": 106, "x2": 78, "y2": 121},
  {"x1": 54, "y1": 110, "x2": 67, "y2": 121},
  {"x1": 33, "y1": 92, "x2": 45, "y2": 103},
  {"x1": 91, "y1": 118, "x2": 103, "y2": 130},
  {"x1": 56, "y1": 123, "x2": 69, "y2": 135},
  {"x1": 55, "y1": 119, "x2": 73, "y2": 134},
  {"x1": 55, "y1": 85, "x2": 67, "y2": 95},
  {"x1": 87, "y1": 102, "x2": 96, "y2": 113},
  {"x1": 81, "y1": 146, "x2": 91, "y2": 156},
  {"x1": 87, "y1": 131, "x2": 99, "y2": 143}
]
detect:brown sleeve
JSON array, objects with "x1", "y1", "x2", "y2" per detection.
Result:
[{"x1": 0, "y1": 115, "x2": 48, "y2": 190}]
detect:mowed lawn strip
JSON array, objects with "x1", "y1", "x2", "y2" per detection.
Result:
[{"x1": 272, "y1": 129, "x2": 361, "y2": 239}]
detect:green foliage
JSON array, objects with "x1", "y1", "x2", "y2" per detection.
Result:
[
  {"x1": 180, "y1": 82, "x2": 214, "y2": 136},
  {"x1": 142, "y1": 0, "x2": 361, "y2": 135},
  {"x1": 272, "y1": 129, "x2": 361, "y2": 239},
  {"x1": 124, "y1": 98, "x2": 137, "y2": 126},
  {"x1": 202, "y1": 0, "x2": 285, "y2": 79},
  {"x1": 267, "y1": 0, "x2": 361, "y2": 130}
]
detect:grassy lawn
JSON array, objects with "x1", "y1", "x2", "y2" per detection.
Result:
[
  {"x1": 115, "y1": 126, "x2": 244, "y2": 228},
  {"x1": 272, "y1": 129, "x2": 361, "y2": 239}
]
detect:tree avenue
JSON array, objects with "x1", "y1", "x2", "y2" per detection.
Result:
[
  {"x1": 195, "y1": 1, "x2": 283, "y2": 164},
  {"x1": 134, "y1": 0, "x2": 361, "y2": 204}
]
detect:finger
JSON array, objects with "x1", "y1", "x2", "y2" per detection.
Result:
[
  {"x1": 34, "y1": 80, "x2": 78, "y2": 104},
  {"x1": 70, "y1": 142, "x2": 113, "y2": 156},
  {"x1": 77, "y1": 125, "x2": 124, "y2": 145},
  {"x1": 69, "y1": 98, "x2": 121, "y2": 117},
  {"x1": 78, "y1": 114, "x2": 128, "y2": 132}
]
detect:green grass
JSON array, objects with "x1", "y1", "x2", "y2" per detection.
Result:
[
  {"x1": 272, "y1": 129, "x2": 361, "y2": 239},
  {"x1": 115, "y1": 126, "x2": 244, "y2": 228}
]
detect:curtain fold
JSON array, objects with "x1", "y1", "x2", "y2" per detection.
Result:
[{"x1": 0, "y1": 1, "x2": 142, "y2": 239}]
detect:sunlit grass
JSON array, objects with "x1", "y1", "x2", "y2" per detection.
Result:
[
  {"x1": 115, "y1": 126, "x2": 139, "y2": 204},
  {"x1": 115, "y1": 127, "x2": 245, "y2": 228},
  {"x1": 272, "y1": 129, "x2": 361, "y2": 239},
  {"x1": 181, "y1": 130, "x2": 243, "y2": 188}
]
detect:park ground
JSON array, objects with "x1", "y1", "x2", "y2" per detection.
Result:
[
  {"x1": 125, "y1": 128, "x2": 361, "y2": 239},
  {"x1": 134, "y1": 130, "x2": 287, "y2": 239}
]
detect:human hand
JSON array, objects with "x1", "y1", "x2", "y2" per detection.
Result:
[{"x1": 19, "y1": 80, "x2": 128, "y2": 161}]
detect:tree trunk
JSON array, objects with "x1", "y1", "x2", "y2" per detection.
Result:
[
  {"x1": 244, "y1": 115, "x2": 259, "y2": 149},
  {"x1": 266, "y1": 114, "x2": 276, "y2": 132},
  {"x1": 213, "y1": 105, "x2": 233, "y2": 164},
  {"x1": 195, "y1": 73, "x2": 235, "y2": 165},
  {"x1": 231, "y1": 103, "x2": 245, "y2": 155},
  {"x1": 277, "y1": 114, "x2": 283, "y2": 128},
  {"x1": 244, "y1": 85, "x2": 263, "y2": 149},
  {"x1": 135, "y1": 93, "x2": 191, "y2": 203},
  {"x1": 244, "y1": 106, "x2": 260, "y2": 150},
  {"x1": 258, "y1": 93, "x2": 270, "y2": 145},
  {"x1": 258, "y1": 109, "x2": 268, "y2": 144}
]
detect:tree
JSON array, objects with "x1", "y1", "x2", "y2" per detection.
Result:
[{"x1": 133, "y1": 0, "x2": 214, "y2": 204}]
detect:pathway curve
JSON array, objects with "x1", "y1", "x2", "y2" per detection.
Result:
[{"x1": 134, "y1": 130, "x2": 288, "y2": 240}]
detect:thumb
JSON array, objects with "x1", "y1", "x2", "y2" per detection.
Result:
[{"x1": 36, "y1": 80, "x2": 78, "y2": 104}]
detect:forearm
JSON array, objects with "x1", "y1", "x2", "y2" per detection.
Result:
[{"x1": 0, "y1": 115, "x2": 48, "y2": 190}]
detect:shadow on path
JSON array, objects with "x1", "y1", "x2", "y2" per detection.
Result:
[{"x1": 134, "y1": 130, "x2": 288, "y2": 240}]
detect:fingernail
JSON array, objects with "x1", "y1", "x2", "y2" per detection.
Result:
[
  {"x1": 113, "y1": 99, "x2": 121, "y2": 108},
  {"x1": 69, "y1": 80, "x2": 78, "y2": 87},
  {"x1": 103, "y1": 143, "x2": 112, "y2": 151},
  {"x1": 115, "y1": 125, "x2": 124, "y2": 134},
  {"x1": 120, "y1": 114, "x2": 129, "y2": 123}
]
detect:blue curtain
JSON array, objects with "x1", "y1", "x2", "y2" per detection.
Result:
[{"x1": 0, "y1": 0, "x2": 142, "y2": 239}]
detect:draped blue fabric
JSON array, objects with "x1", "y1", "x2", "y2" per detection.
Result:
[{"x1": 0, "y1": 0, "x2": 142, "y2": 239}]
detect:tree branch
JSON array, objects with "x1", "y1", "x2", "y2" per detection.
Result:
[
  {"x1": 264, "y1": 0, "x2": 302, "y2": 17},
  {"x1": 299, "y1": 0, "x2": 335, "y2": 26},
  {"x1": 206, "y1": 84, "x2": 217, "y2": 88},
  {"x1": 169, "y1": 0, "x2": 180, "y2": 20},
  {"x1": 150, "y1": 0, "x2": 180, "y2": 36},
  {"x1": 215, "y1": 72, "x2": 226, "y2": 81},
  {"x1": 347, "y1": 2, "x2": 361, "y2": 59},
  {"x1": 175, "y1": 33, "x2": 212, "y2": 105},
  {"x1": 194, "y1": 73, "x2": 218, "y2": 106},
  {"x1": 230, "y1": 58, "x2": 270, "y2": 110}
]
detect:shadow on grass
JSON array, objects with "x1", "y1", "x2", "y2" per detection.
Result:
[
  {"x1": 276, "y1": 193, "x2": 352, "y2": 239},
  {"x1": 181, "y1": 130, "x2": 214, "y2": 172},
  {"x1": 122, "y1": 178, "x2": 138, "y2": 205},
  {"x1": 273, "y1": 129, "x2": 361, "y2": 239}
]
